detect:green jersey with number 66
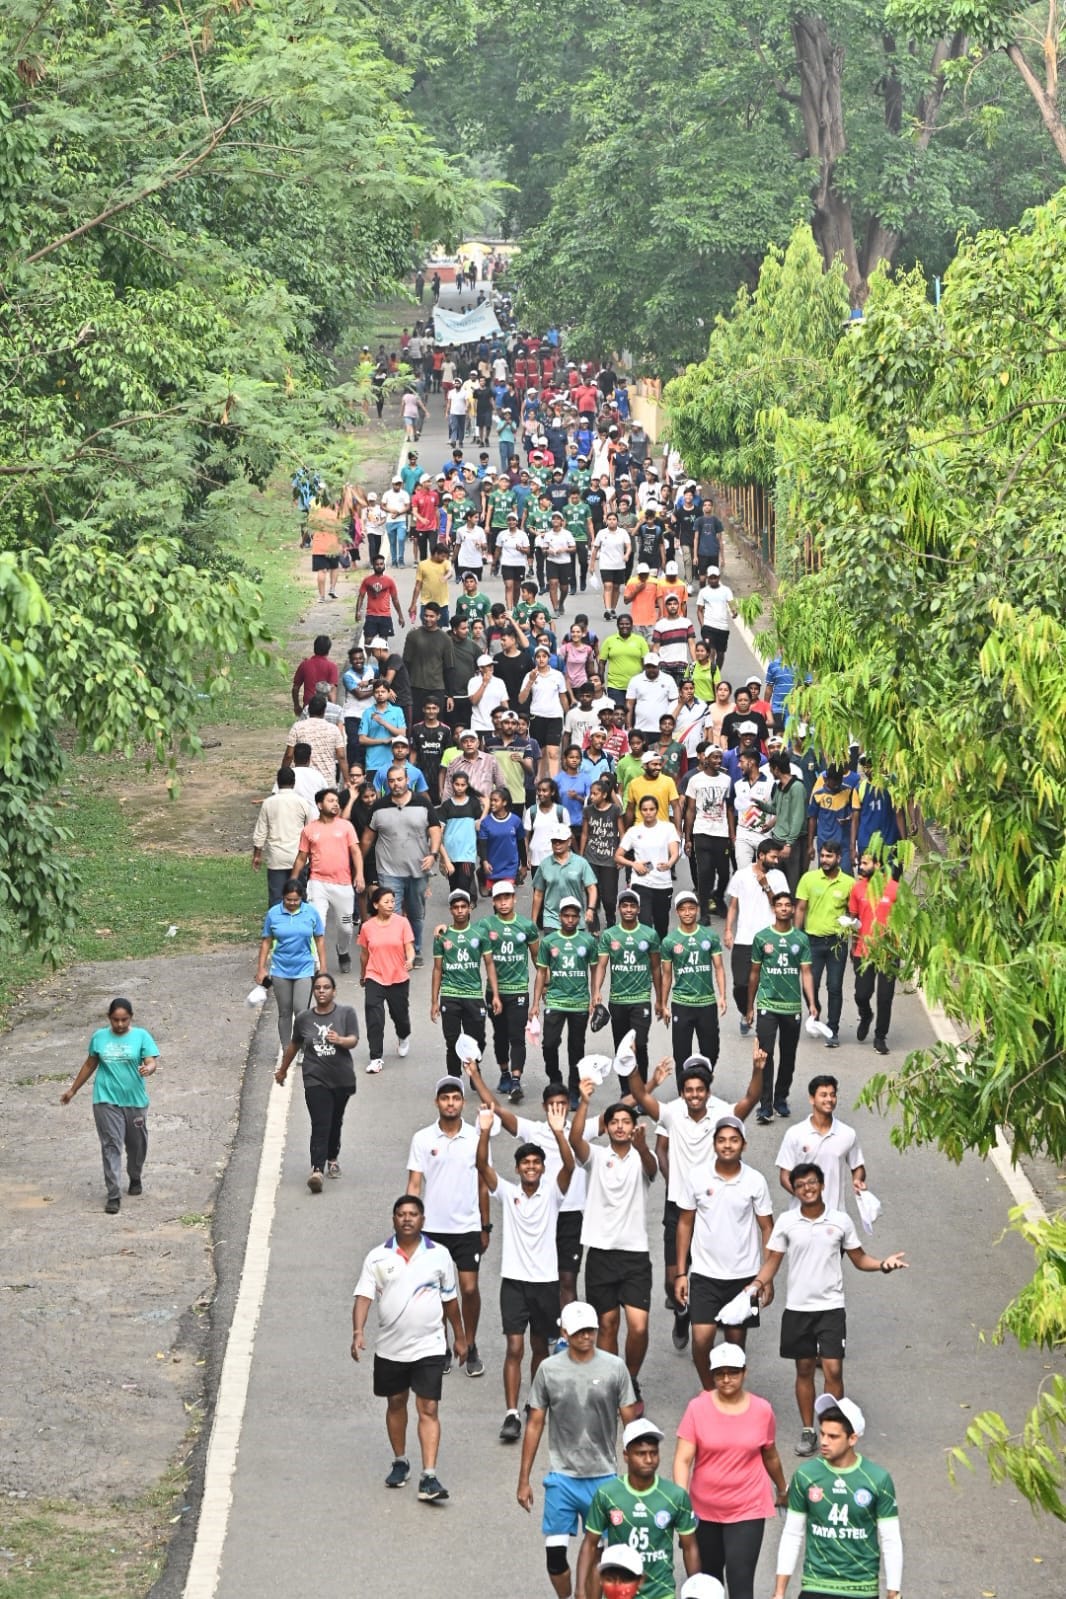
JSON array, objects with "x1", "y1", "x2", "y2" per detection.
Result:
[{"x1": 585, "y1": 1475, "x2": 697, "y2": 1599}]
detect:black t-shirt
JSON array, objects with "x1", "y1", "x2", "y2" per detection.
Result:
[
  {"x1": 584, "y1": 489, "x2": 607, "y2": 531},
  {"x1": 411, "y1": 722, "x2": 454, "y2": 802},
  {"x1": 635, "y1": 523, "x2": 664, "y2": 566},
  {"x1": 675, "y1": 505, "x2": 699, "y2": 547},
  {"x1": 446, "y1": 633, "x2": 481, "y2": 696},
  {"x1": 721, "y1": 710, "x2": 770, "y2": 749},
  {"x1": 493, "y1": 648, "x2": 534, "y2": 704},
  {"x1": 696, "y1": 513, "x2": 724, "y2": 558},
  {"x1": 584, "y1": 802, "x2": 622, "y2": 866},
  {"x1": 292, "y1": 1003, "x2": 359, "y2": 1090},
  {"x1": 381, "y1": 652, "x2": 412, "y2": 708},
  {"x1": 547, "y1": 483, "x2": 570, "y2": 514}
]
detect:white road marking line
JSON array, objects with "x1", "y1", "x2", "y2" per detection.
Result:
[
  {"x1": 183, "y1": 1062, "x2": 293, "y2": 1599},
  {"x1": 730, "y1": 609, "x2": 1049, "y2": 1225}
]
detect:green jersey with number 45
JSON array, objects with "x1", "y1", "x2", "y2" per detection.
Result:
[
  {"x1": 789, "y1": 1455, "x2": 899, "y2": 1597},
  {"x1": 585, "y1": 1475, "x2": 697, "y2": 1599}
]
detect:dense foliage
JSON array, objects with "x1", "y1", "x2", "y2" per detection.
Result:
[{"x1": 0, "y1": 0, "x2": 466, "y2": 956}]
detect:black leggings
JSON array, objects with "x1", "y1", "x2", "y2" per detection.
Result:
[
  {"x1": 637, "y1": 885, "x2": 671, "y2": 940},
  {"x1": 590, "y1": 862, "x2": 619, "y2": 930},
  {"x1": 694, "y1": 1516, "x2": 765, "y2": 1599},
  {"x1": 303, "y1": 1083, "x2": 355, "y2": 1172},
  {"x1": 490, "y1": 990, "x2": 528, "y2": 1073},
  {"x1": 364, "y1": 977, "x2": 410, "y2": 1058}
]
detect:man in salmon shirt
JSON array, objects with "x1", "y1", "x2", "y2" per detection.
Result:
[{"x1": 292, "y1": 789, "x2": 365, "y2": 975}]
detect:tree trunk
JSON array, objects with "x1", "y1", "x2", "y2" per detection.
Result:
[
  {"x1": 790, "y1": 14, "x2": 865, "y2": 304},
  {"x1": 1006, "y1": 42, "x2": 1066, "y2": 163}
]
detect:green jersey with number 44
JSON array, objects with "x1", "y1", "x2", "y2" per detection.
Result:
[
  {"x1": 585, "y1": 1475, "x2": 697, "y2": 1599},
  {"x1": 789, "y1": 1455, "x2": 899, "y2": 1597}
]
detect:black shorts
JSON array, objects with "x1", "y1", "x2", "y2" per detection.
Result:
[
  {"x1": 689, "y1": 1273, "x2": 759, "y2": 1328},
  {"x1": 364, "y1": 614, "x2": 393, "y2": 639},
  {"x1": 500, "y1": 1277, "x2": 561, "y2": 1339},
  {"x1": 547, "y1": 559, "x2": 572, "y2": 580},
  {"x1": 423, "y1": 1228, "x2": 482, "y2": 1273},
  {"x1": 501, "y1": 564, "x2": 527, "y2": 581},
  {"x1": 584, "y1": 1247, "x2": 652, "y2": 1313},
  {"x1": 530, "y1": 715, "x2": 563, "y2": 748},
  {"x1": 373, "y1": 1353, "x2": 445, "y2": 1400},
  {"x1": 312, "y1": 553, "x2": 340, "y2": 571},
  {"x1": 556, "y1": 1210, "x2": 584, "y2": 1276},
  {"x1": 662, "y1": 1198, "x2": 687, "y2": 1270},
  {"x1": 780, "y1": 1306, "x2": 847, "y2": 1360},
  {"x1": 600, "y1": 568, "x2": 625, "y2": 587}
]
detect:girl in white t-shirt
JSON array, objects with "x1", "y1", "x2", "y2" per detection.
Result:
[
  {"x1": 519, "y1": 646, "x2": 570, "y2": 777},
  {"x1": 616, "y1": 794, "x2": 681, "y2": 938}
]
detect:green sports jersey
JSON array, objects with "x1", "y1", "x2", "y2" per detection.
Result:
[
  {"x1": 564, "y1": 502, "x2": 589, "y2": 542},
  {"x1": 662, "y1": 926, "x2": 722, "y2": 1007},
  {"x1": 569, "y1": 468, "x2": 593, "y2": 493},
  {"x1": 537, "y1": 929, "x2": 597, "y2": 1012},
  {"x1": 480, "y1": 913, "x2": 539, "y2": 994},
  {"x1": 524, "y1": 507, "x2": 552, "y2": 538},
  {"x1": 789, "y1": 1455, "x2": 899, "y2": 1597},
  {"x1": 488, "y1": 488, "x2": 518, "y2": 527},
  {"x1": 455, "y1": 591, "x2": 491, "y2": 626},
  {"x1": 585, "y1": 1475, "x2": 697, "y2": 1599},
  {"x1": 752, "y1": 925, "x2": 812, "y2": 1014},
  {"x1": 598, "y1": 923, "x2": 659, "y2": 1004},
  {"x1": 433, "y1": 924, "x2": 489, "y2": 999}
]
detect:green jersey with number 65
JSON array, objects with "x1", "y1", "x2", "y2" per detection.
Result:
[
  {"x1": 789, "y1": 1455, "x2": 899, "y2": 1597},
  {"x1": 585, "y1": 1475, "x2": 697, "y2": 1599}
]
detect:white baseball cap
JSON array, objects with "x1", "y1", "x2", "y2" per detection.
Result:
[
  {"x1": 476, "y1": 654, "x2": 494, "y2": 666},
  {"x1": 814, "y1": 1393, "x2": 866, "y2": 1437},
  {"x1": 643, "y1": 652, "x2": 660, "y2": 666},
  {"x1": 558, "y1": 895, "x2": 583, "y2": 910},
  {"x1": 737, "y1": 720, "x2": 758, "y2": 734},
  {"x1": 559, "y1": 1300, "x2": 598, "y2": 1335},
  {"x1": 706, "y1": 565, "x2": 720, "y2": 575},
  {"x1": 622, "y1": 1419, "x2": 665, "y2": 1448},
  {"x1": 674, "y1": 890, "x2": 699, "y2": 908},
  {"x1": 680, "y1": 1578, "x2": 725, "y2": 1599},
  {"x1": 551, "y1": 825, "x2": 575, "y2": 842},
  {"x1": 665, "y1": 560, "x2": 679, "y2": 575},
  {"x1": 636, "y1": 562, "x2": 651, "y2": 575},
  {"x1": 368, "y1": 636, "x2": 389, "y2": 650},
  {"x1": 600, "y1": 1547, "x2": 643, "y2": 1577},
  {"x1": 491, "y1": 881, "x2": 516, "y2": 897},
  {"x1": 709, "y1": 1343, "x2": 747, "y2": 1370}
]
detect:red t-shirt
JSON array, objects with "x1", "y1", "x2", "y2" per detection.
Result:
[
  {"x1": 358, "y1": 573, "x2": 398, "y2": 616},
  {"x1": 357, "y1": 913, "x2": 414, "y2": 985},
  {"x1": 292, "y1": 655, "x2": 339, "y2": 707},
  {"x1": 299, "y1": 819, "x2": 358, "y2": 885},
  {"x1": 575, "y1": 384, "x2": 599, "y2": 412},
  {"x1": 413, "y1": 486, "x2": 441, "y2": 532},
  {"x1": 676, "y1": 1391, "x2": 777, "y2": 1522}
]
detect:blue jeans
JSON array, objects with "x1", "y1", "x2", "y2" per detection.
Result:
[
  {"x1": 386, "y1": 520, "x2": 407, "y2": 566},
  {"x1": 377, "y1": 871, "x2": 428, "y2": 954},
  {"x1": 499, "y1": 440, "x2": 514, "y2": 472}
]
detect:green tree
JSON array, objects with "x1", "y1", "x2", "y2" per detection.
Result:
[{"x1": 768, "y1": 191, "x2": 1066, "y2": 1515}]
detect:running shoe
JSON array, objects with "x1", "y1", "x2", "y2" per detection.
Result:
[
  {"x1": 105, "y1": 1196, "x2": 120, "y2": 1214},
  {"x1": 337, "y1": 951, "x2": 352, "y2": 974},
  {"x1": 508, "y1": 1075, "x2": 524, "y2": 1103},
  {"x1": 466, "y1": 1343, "x2": 485, "y2": 1377},
  {"x1": 873, "y1": 1036, "x2": 889, "y2": 1055},
  {"x1": 128, "y1": 1179, "x2": 143, "y2": 1196},
  {"x1": 795, "y1": 1427, "x2": 818, "y2": 1456},
  {"x1": 366, "y1": 1058, "x2": 384, "y2": 1074},
  {"x1": 398, "y1": 1036, "x2": 411, "y2": 1057},
  {"x1": 496, "y1": 1071, "x2": 513, "y2": 1095},
  {"x1": 499, "y1": 1411, "x2": 522, "y2": 1443},
  {"x1": 413, "y1": 954, "x2": 424, "y2": 968},
  {"x1": 755, "y1": 1110, "x2": 774, "y2": 1125},
  {"x1": 385, "y1": 1457, "x2": 410, "y2": 1489},
  {"x1": 856, "y1": 1016, "x2": 871, "y2": 1042},
  {"x1": 825, "y1": 1035, "x2": 840, "y2": 1049},
  {"x1": 327, "y1": 1161, "x2": 341, "y2": 1179},
  {"x1": 418, "y1": 1472, "x2": 449, "y2": 1502},
  {"x1": 307, "y1": 1170, "x2": 323, "y2": 1193},
  {"x1": 442, "y1": 1346, "x2": 453, "y2": 1375},
  {"x1": 774, "y1": 1101, "x2": 791, "y2": 1118}
]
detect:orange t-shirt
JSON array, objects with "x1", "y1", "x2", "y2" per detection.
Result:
[
  {"x1": 309, "y1": 507, "x2": 342, "y2": 557},
  {"x1": 357, "y1": 913, "x2": 414, "y2": 985},
  {"x1": 299, "y1": 819, "x2": 357, "y2": 883},
  {"x1": 623, "y1": 578, "x2": 659, "y2": 627},
  {"x1": 656, "y1": 579, "x2": 688, "y2": 613}
]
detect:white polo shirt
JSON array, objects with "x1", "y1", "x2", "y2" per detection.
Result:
[
  {"x1": 767, "y1": 1206, "x2": 862, "y2": 1310},
  {"x1": 656, "y1": 1095, "x2": 733, "y2": 1204},
  {"x1": 407, "y1": 1119, "x2": 490, "y2": 1234},
  {"x1": 580, "y1": 1142, "x2": 653, "y2": 1253},
  {"x1": 514, "y1": 1115, "x2": 587, "y2": 1212},
  {"x1": 353, "y1": 1235, "x2": 457, "y2": 1362},
  {"x1": 677, "y1": 1159, "x2": 773, "y2": 1279},
  {"x1": 725, "y1": 865, "x2": 789, "y2": 944},
  {"x1": 491, "y1": 1176, "x2": 566, "y2": 1282},
  {"x1": 775, "y1": 1116, "x2": 865, "y2": 1215}
]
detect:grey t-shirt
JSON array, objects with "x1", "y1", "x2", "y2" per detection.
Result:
[
  {"x1": 528, "y1": 1349, "x2": 636, "y2": 1476},
  {"x1": 369, "y1": 794, "x2": 440, "y2": 877},
  {"x1": 291, "y1": 1004, "x2": 360, "y2": 1090}
]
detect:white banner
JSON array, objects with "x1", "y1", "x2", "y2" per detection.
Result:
[{"x1": 432, "y1": 302, "x2": 501, "y2": 346}]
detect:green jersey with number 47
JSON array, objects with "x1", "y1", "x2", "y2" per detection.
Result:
[
  {"x1": 789, "y1": 1455, "x2": 899, "y2": 1597},
  {"x1": 663, "y1": 926, "x2": 722, "y2": 1007},
  {"x1": 585, "y1": 1475, "x2": 697, "y2": 1599}
]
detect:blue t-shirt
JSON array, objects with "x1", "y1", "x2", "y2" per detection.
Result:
[
  {"x1": 439, "y1": 797, "x2": 480, "y2": 863},
  {"x1": 89, "y1": 1025, "x2": 160, "y2": 1108},
  {"x1": 557, "y1": 767, "x2": 594, "y2": 825},
  {"x1": 480, "y1": 810, "x2": 524, "y2": 879},
  {"x1": 359, "y1": 703, "x2": 407, "y2": 773},
  {"x1": 856, "y1": 782, "x2": 902, "y2": 852},
  {"x1": 373, "y1": 761, "x2": 428, "y2": 797},
  {"x1": 262, "y1": 899, "x2": 325, "y2": 979}
]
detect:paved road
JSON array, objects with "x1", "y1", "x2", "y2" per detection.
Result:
[{"x1": 184, "y1": 319, "x2": 1057, "y2": 1599}]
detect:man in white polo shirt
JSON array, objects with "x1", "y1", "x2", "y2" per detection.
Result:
[
  {"x1": 674, "y1": 1116, "x2": 775, "y2": 1388},
  {"x1": 747, "y1": 1161, "x2": 908, "y2": 1456},
  {"x1": 406, "y1": 1075, "x2": 494, "y2": 1379},
  {"x1": 626, "y1": 1052, "x2": 765, "y2": 1353},
  {"x1": 569, "y1": 1075, "x2": 658, "y2": 1400},
  {"x1": 476, "y1": 1100, "x2": 574, "y2": 1443},
  {"x1": 351, "y1": 1194, "x2": 466, "y2": 1501},
  {"x1": 775, "y1": 1073, "x2": 867, "y2": 1215}
]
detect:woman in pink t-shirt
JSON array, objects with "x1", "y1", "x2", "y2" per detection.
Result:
[
  {"x1": 673, "y1": 1345, "x2": 787, "y2": 1599},
  {"x1": 356, "y1": 886, "x2": 415, "y2": 1074}
]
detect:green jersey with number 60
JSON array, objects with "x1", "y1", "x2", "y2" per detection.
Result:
[
  {"x1": 789, "y1": 1455, "x2": 899, "y2": 1597},
  {"x1": 537, "y1": 929, "x2": 597, "y2": 1012},
  {"x1": 598, "y1": 923, "x2": 659, "y2": 1004},
  {"x1": 480, "y1": 914, "x2": 539, "y2": 994},
  {"x1": 585, "y1": 1475, "x2": 697, "y2": 1599},
  {"x1": 752, "y1": 925, "x2": 811, "y2": 1014},
  {"x1": 662, "y1": 925, "x2": 722, "y2": 1007}
]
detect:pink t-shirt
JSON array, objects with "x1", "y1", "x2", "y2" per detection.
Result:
[
  {"x1": 357, "y1": 913, "x2": 414, "y2": 986},
  {"x1": 299, "y1": 819, "x2": 358, "y2": 885},
  {"x1": 676, "y1": 1391, "x2": 776, "y2": 1522}
]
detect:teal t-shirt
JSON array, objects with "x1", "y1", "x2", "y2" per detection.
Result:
[
  {"x1": 752, "y1": 925, "x2": 812, "y2": 1014},
  {"x1": 89, "y1": 1025, "x2": 159, "y2": 1107},
  {"x1": 598, "y1": 923, "x2": 659, "y2": 1004},
  {"x1": 480, "y1": 913, "x2": 539, "y2": 994},
  {"x1": 433, "y1": 925, "x2": 489, "y2": 999}
]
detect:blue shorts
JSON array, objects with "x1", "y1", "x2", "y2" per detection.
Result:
[{"x1": 542, "y1": 1472, "x2": 616, "y2": 1539}]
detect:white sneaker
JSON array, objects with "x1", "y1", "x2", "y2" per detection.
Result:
[
  {"x1": 398, "y1": 1037, "x2": 411, "y2": 1058},
  {"x1": 366, "y1": 1058, "x2": 384, "y2": 1074}
]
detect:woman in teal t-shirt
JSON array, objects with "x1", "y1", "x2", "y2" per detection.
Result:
[{"x1": 61, "y1": 997, "x2": 160, "y2": 1214}]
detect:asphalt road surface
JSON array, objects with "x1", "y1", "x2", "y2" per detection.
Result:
[{"x1": 178, "y1": 327, "x2": 1058, "y2": 1599}]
